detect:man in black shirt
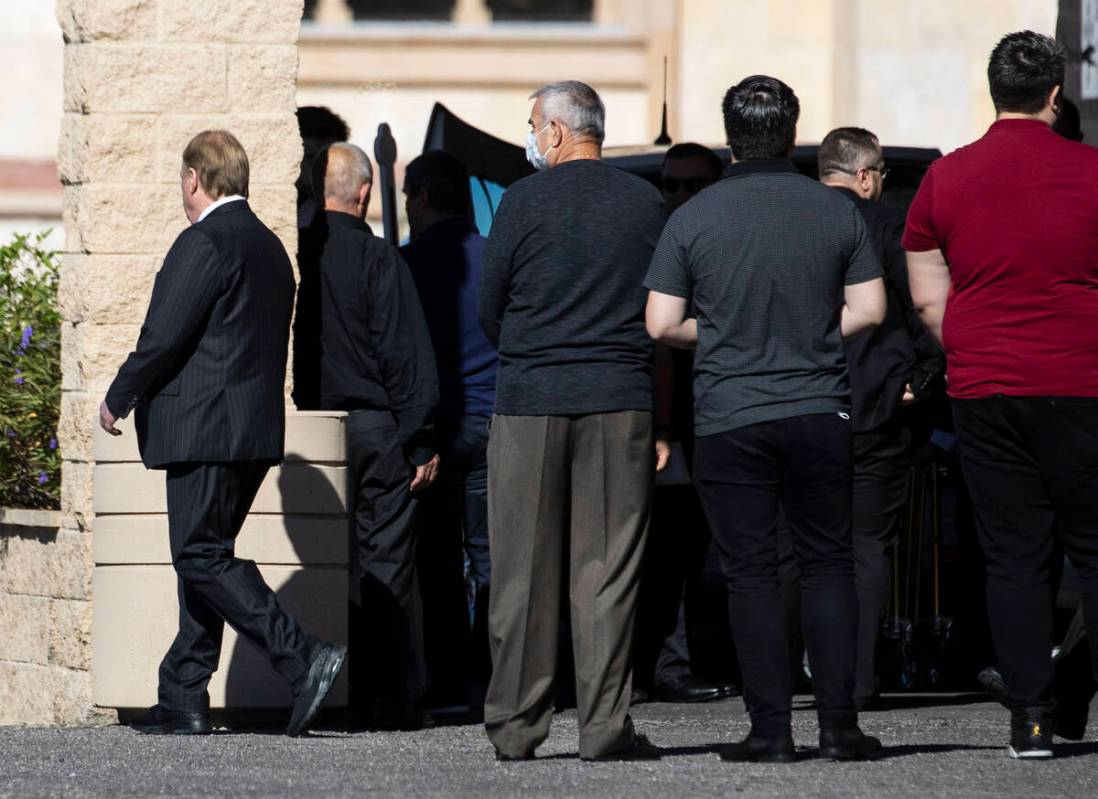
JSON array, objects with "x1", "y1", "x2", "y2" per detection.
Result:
[
  {"x1": 817, "y1": 127, "x2": 944, "y2": 709},
  {"x1": 315, "y1": 142, "x2": 440, "y2": 729},
  {"x1": 646, "y1": 75, "x2": 886, "y2": 762},
  {"x1": 401, "y1": 150, "x2": 498, "y2": 713},
  {"x1": 637, "y1": 143, "x2": 734, "y2": 705},
  {"x1": 479, "y1": 80, "x2": 665, "y2": 762}
]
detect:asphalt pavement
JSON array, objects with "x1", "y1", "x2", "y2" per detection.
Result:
[{"x1": 1, "y1": 695, "x2": 1096, "y2": 798}]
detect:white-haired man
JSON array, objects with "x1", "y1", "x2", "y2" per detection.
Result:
[
  {"x1": 479, "y1": 80, "x2": 667, "y2": 761},
  {"x1": 313, "y1": 142, "x2": 440, "y2": 730}
]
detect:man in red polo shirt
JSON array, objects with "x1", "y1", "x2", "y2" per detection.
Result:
[{"x1": 906, "y1": 30, "x2": 1098, "y2": 760}]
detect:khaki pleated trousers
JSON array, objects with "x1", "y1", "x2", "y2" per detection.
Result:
[{"x1": 484, "y1": 411, "x2": 653, "y2": 760}]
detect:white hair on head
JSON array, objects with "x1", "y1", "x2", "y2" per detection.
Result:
[
  {"x1": 324, "y1": 143, "x2": 374, "y2": 206},
  {"x1": 530, "y1": 80, "x2": 606, "y2": 145}
]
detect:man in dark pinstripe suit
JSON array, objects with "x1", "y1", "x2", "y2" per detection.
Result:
[{"x1": 100, "y1": 130, "x2": 345, "y2": 737}]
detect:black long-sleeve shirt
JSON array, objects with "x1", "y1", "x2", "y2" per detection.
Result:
[
  {"x1": 478, "y1": 159, "x2": 664, "y2": 416},
  {"x1": 317, "y1": 211, "x2": 439, "y2": 463},
  {"x1": 833, "y1": 187, "x2": 944, "y2": 432}
]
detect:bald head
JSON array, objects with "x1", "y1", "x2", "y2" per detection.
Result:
[{"x1": 323, "y1": 143, "x2": 374, "y2": 218}]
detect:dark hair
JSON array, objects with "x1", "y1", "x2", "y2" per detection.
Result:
[
  {"x1": 1053, "y1": 96, "x2": 1084, "y2": 141},
  {"x1": 988, "y1": 31, "x2": 1065, "y2": 114},
  {"x1": 662, "y1": 143, "x2": 723, "y2": 177},
  {"x1": 817, "y1": 127, "x2": 880, "y2": 178},
  {"x1": 721, "y1": 75, "x2": 800, "y2": 161},
  {"x1": 404, "y1": 150, "x2": 472, "y2": 215},
  {"x1": 297, "y1": 106, "x2": 350, "y2": 142}
]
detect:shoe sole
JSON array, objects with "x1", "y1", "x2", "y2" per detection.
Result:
[
  {"x1": 1008, "y1": 745, "x2": 1053, "y2": 759},
  {"x1": 718, "y1": 752, "x2": 795, "y2": 763},
  {"x1": 287, "y1": 646, "x2": 347, "y2": 737},
  {"x1": 130, "y1": 723, "x2": 211, "y2": 736},
  {"x1": 819, "y1": 747, "x2": 882, "y2": 761}
]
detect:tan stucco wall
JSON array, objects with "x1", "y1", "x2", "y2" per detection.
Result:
[{"x1": 676, "y1": 0, "x2": 1059, "y2": 154}]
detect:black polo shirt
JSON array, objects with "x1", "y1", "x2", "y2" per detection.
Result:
[{"x1": 644, "y1": 159, "x2": 882, "y2": 437}]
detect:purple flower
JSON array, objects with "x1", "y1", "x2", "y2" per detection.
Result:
[
  {"x1": 37, "y1": 471, "x2": 48, "y2": 485},
  {"x1": 4, "y1": 428, "x2": 14, "y2": 438},
  {"x1": 49, "y1": 437, "x2": 57, "y2": 450},
  {"x1": 20, "y1": 326, "x2": 32, "y2": 350},
  {"x1": 14, "y1": 371, "x2": 24, "y2": 385}
]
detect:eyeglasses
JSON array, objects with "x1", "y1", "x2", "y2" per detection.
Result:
[
  {"x1": 867, "y1": 165, "x2": 890, "y2": 180},
  {"x1": 660, "y1": 176, "x2": 715, "y2": 193}
]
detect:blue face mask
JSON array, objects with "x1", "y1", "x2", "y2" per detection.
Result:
[{"x1": 525, "y1": 122, "x2": 552, "y2": 171}]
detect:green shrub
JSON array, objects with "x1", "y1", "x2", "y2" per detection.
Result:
[{"x1": 0, "y1": 232, "x2": 61, "y2": 510}]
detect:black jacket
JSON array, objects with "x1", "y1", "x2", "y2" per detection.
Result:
[
  {"x1": 317, "y1": 211, "x2": 438, "y2": 464},
  {"x1": 105, "y1": 201, "x2": 295, "y2": 468},
  {"x1": 834, "y1": 187, "x2": 944, "y2": 432}
]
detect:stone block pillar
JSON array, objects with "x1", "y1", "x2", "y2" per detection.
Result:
[{"x1": 53, "y1": 0, "x2": 308, "y2": 723}]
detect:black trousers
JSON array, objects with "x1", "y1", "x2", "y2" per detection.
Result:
[
  {"x1": 159, "y1": 461, "x2": 318, "y2": 712},
  {"x1": 695, "y1": 414, "x2": 858, "y2": 736},
  {"x1": 953, "y1": 395, "x2": 1098, "y2": 714},
  {"x1": 850, "y1": 420, "x2": 914, "y2": 704},
  {"x1": 417, "y1": 413, "x2": 492, "y2": 706},
  {"x1": 346, "y1": 409, "x2": 426, "y2": 712}
]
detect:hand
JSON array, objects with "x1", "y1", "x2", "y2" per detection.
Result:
[
  {"x1": 99, "y1": 400, "x2": 121, "y2": 436},
  {"x1": 655, "y1": 435, "x2": 672, "y2": 473},
  {"x1": 899, "y1": 384, "x2": 918, "y2": 406},
  {"x1": 410, "y1": 454, "x2": 440, "y2": 492}
]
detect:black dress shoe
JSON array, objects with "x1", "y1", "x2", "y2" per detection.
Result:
[
  {"x1": 286, "y1": 643, "x2": 347, "y2": 737},
  {"x1": 1008, "y1": 709, "x2": 1054, "y2": 759},
  {"x1": 495, "y1": 748, "x2": 535, "y2": 761},
  {"x1": 654, "y1": 677, "x2": 722, "y2": 704},
  {"x1": 818, "y1": 727, "x2": 883, "y2": 761},
  {"x1": 718, "y1": 733, "x2": 795, "y2": 763},
  {"x1": 716, "y1": 682, "x2": 741, "y2": 699},
  {"x1": 582, "y1": 733, "x2": 661, "y2": 762},
  {"x1": 129, "y1": 704, "x2": 211, "y2": 735}
]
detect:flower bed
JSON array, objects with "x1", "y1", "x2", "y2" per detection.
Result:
[{"x1": 0, "y1": 233, "x2": 60, "y2": 510}]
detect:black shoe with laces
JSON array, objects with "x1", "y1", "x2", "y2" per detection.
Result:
[
  {"x1": 129, "y1": 704, "x2": 211, "y2": 735},
  {"x1": 1008, "y1": 709, "x2": 1054, "y2": 759},
  {"x1": 582, "y1": 733, "x2": 661, "y2": 762},
  {"x1": 818, "y1": 727, "x2": 883, "y2": 760},
  {"x1": 718, "y1": 733, "x2": 796, "y2": 763}
]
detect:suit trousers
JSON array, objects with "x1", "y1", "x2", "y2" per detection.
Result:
[
  {"x1": 851, "y1": 420, "x2": 914, "y2": 704},
  {"x1": 694, "y1": 414, "x2": 858, "y2": 737},
  {"x1": 346, "y1": 409, "x2": 427, "y2": 713},
  {"x1": 484, "y1": 411, "x2": 653, "y2": 760},
  {"x1": 952, "y1": 395, "x2": 1098, "y2": 715},
  {"x1": 159, "y1": 461, "x2": 318, "y2": 712}
]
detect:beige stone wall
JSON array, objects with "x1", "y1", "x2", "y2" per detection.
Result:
[
  {"x1": 676, "y1": 0, "x2": 1059, "y2": 154},
  {"x1": 45, "y1": 0, "x2": 305, "y2": 725}
]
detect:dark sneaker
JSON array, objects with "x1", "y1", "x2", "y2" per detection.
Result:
[
  {"x1": 1009, "y1": 710, "x2": 1054, "y2": 759},
  {"x1": 582, "y1": 733, "x2": 661, "y2": 762},
  {"x1": 978, "y1": 666, "x2": 1009, "y2": 708},
  {"x1": 719, "y1": 733, "x2": 796, "y2": 763},
  {"x1": 129, "y1": 704, "x2": 211, "y2": 735},
  {"x1": 819, "y1": 727, "x2": 883, "y2": 761},
  {"x1": 286, "y1": 643, "x2": 347, "y2": 737}
]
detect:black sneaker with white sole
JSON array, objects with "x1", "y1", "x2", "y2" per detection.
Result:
[{"x1": 1008, "y1": 710, "x2": 1054, "y2": 759}]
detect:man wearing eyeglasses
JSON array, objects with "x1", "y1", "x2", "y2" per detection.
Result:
[
  {"x1": 816, "y1": 127, "x2": 944, "y2": 711},
  {"x1": 660, "y1": 143, "x2": 723, "y2": 213}
]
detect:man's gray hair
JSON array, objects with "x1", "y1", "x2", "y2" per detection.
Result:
[
  {"x1": 530, "y1": 80, "x2": 606, "y2": 145},
  {"x1": 324, "y1": 142, "x2": 374, "y2": 205}
]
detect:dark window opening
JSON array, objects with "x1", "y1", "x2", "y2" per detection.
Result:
[
  {"x1": 488, "y1": 0, "x2": 594, "y2": 22},
  {"x1": 349, "y1": 0, "x2": 457, "y2": 20}
]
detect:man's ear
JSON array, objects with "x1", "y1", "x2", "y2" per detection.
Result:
[
  {"x1": 358, "y1": 181, "x2": 372, "y2": 211},
  {"x1": 1050, "y1": 84, "x2": 1063, "y2": 115},
  {"x1": 186, "y1": 167, "x2": 200, "y2": 196}
]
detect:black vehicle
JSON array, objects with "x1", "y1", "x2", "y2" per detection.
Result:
[{"x1": 408, "y1": 103, "x2": 941, "y2": 239}]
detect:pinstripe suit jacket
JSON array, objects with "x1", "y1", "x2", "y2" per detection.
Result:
[{"x1": 105, "y1": 201, "x2": 294, "y2": 469}]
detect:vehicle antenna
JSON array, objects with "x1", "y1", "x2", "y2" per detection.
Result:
[{"x1": 654, "y1": 55, "x2": 672, "y2": 146}]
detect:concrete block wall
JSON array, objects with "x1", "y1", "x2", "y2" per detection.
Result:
[
  {"x1": 91, "y1": 413, "x2": 348, "y2": 710},
  {"x1": 45, "y1": 0, "x2": 306, "y2": 724}
]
